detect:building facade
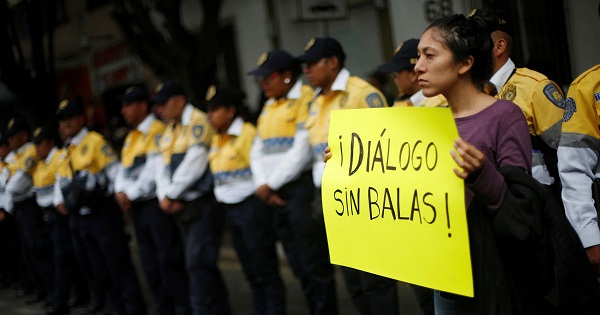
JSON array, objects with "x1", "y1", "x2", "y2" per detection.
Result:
[{"x1": 6, "y1": 0, "x2": 600, "y2": 123}]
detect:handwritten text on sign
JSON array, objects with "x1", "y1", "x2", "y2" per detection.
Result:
[{"x1": 321, "y1": 107, "x2": 473, "y2": 297}]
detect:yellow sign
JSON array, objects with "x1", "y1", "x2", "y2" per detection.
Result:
[{"x1": 322, "y1": 107, "x2": 473, "y2": 297}]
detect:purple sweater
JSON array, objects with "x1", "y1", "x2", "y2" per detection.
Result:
[{"x1": 455, "y1": 99, "x2": 532, "y2": 210}]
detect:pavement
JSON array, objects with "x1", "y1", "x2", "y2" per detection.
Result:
[{"x1": 0, "y1": 226, "x2": 429, "y2": 315}]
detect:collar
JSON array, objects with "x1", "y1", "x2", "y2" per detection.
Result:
[
  {"x1": 287, "y1": 80, "x2": 303, "y2": 99},
  {"x1": 5, "y1": 151, "x2": 15, "y2": 163},
  {"x1": 314, "y1": 68, "x2": 350, "y2": 96},
  {"x1": 66, "y1": 127, "x2": 89, "y2": 146},
  {"x1": 181, "y1": 103, "x2": 195, "y2": 126},
  {"x1": 490, "y1": 58, "x2": 516, "y2": 92},
  {"x1": 410, "y1": 90, "x2": 427, "y2": 107},
  {"x1": 45, "y1": 147, "x2": 57, "y2": 163},
  {"x1": 266, "y1": 80, "x2": 304, "y2": 106},
  {"x1": 227, "y1": 117, "x2": 244, "y2": 137},
  {"x1": 136, "y1": 114, "x2": 155, "y2": 134},
  {"x1": 15, "y1": 142, "x2": 32, "y2": 156}
]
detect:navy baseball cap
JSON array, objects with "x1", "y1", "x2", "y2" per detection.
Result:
[
  {"x1": 248, "y1": 50, "x2": 297, "y2": 77},
  {"x1": 55, "y1": 99, "x2": 84, "y2": 120},
  {"x1": 5, "y1": 116, "x2": 30, "y2": 137},
  {"x1": 295, "y1": 37, "x2": 346, "y2": 64},
  {"x1": 120, "y1": 85, "x2": 149, "y2": 103},
  {"x1": 0, "y1": 132, "x2": 7, "y2": 146},
  {"x1": 152, "y1": 81, "x2": 186, "y2": 104},
  {"x1": 205, "y1": 85, "x2": 245, "y2": 108},
  {"x1": 378, "y1": 39, "x2": 420, "y2": 73},
  {"x1": 32, "y1": 125, "x2": 58, "y2": 144}
]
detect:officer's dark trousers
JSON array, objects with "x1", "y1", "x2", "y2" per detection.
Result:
[
  {"x1": 44, "y1": 207, "x2": 78, "y2": 311},
  {"x1": 70, "y1": 213, "x2": 107, "y2": 309},
  {"x1": 76, "y1": 201, "x2": 146, "y2": 315},
  {"x1": 340, "y1": 267, "x2": 398, "y2": 315},
  {"x1": 0, "y1": 210, "x2": 23, "y2": 286},
  {"x1": 175, "y1": 193, "x2": 229, "y2": 315},
  {"x1": 131, "y1": 198, "x2": 190, "y2": 315},
  {"x1": 13, "y1": 197, "x2": 54, "y2": 299},
  {"x1": 225, "y1": 195, "x2": 284, "y2": 315},
  {"x1": 273, "y1": 172, "x2": 338, "y2": 315}
]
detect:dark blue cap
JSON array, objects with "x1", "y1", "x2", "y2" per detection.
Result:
[
  {"x1": 470, "y1": 8, "x2": 515, "y2": 37},
  {"x1": 0, "y1": 132, "x2": 7, "y2": 146},
  {"x1": 205, "y1": 85, "x2": 245, "y2": 108},
  {"x1": 32, "y1": 125, "x2": 58, "y2": 144},
  {"x1": 120, "y1": 85, "x2": 149, "y2": 103},
  {"x1": 377, "y1": 39, "x2": 419, "y2": 73},
  {"x1": 248, "y1": 50, "x2": 297, "y2": 77},
  {"x1": 5, "y1": 116, "x2": 30, "y2": 137},
  {"x1": 152, "y1": 81, "x2": 186, "y2": 104},
  {"x1": 295, "y1": 37, "x2": 346, "y2": 64},
  {"x1": 55, "y1": 99, "x2": 84, "y2": 120}
]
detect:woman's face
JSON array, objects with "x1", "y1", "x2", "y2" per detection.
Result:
[
  {"x1": 259, "y1": 72, "x2": 290, "y2": 99},
  {"x1": 392, "y1": 69, "x2": 418, "y2": 96},
  {"x1": 414, "y1": 28, "x2": 461, "y2": 98},
  {"x1": 207, "y1": 105, "x2": 234, "y2": 133}
]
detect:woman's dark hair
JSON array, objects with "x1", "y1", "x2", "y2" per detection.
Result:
[
  {"x1": 207, "y1": 87, "x2": 252, "y2": 122},
  {"x1": 425, "y1": 13, "x2": 494, "y2": 91},
  {"x1": 277, "y1": 60, "x2": 303, "y2": 83}
]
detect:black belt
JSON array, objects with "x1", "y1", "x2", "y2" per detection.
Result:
[
  {"x1": 221, "y1": 194, "x2": 255, "y2": 210},
  {"x1": 12, "y1": 196, "x2": 37, "y2": 208}
]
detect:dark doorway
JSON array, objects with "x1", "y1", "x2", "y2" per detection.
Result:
[{"x1": 482, "y1": 0, "x2": 572, "y2": 88}]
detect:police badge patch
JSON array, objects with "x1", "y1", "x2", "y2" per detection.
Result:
[
  {"x1": 339, "y1": 95, "x2": 348, "y2": 108},
  {"x1": 366, "y1": 93, "x2": 384, "y2": 108},
  {"x1": 101, "y1": 144, "x2": 115, "y2": 157},
  {"x1": 192, "y1": 125, "x2": 204, "y2": 139},
  {"x1": 25, "y1": 157, "x2": 35, "y2": 170},
  {"x1": 543, "y1": 83, "x2": 565, "y2": 109},
  {"x1": 501, "y1": 84, "x2": 517, "y2": 101},
  {"x1": 563, "y1": 97, "x2": 576, "y2": 122}
]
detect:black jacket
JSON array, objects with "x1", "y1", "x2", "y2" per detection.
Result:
[{"x1": 454, "y1": 165, "x2": 600, "y2": 315}]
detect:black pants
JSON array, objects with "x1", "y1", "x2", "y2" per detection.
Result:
[
  {"x1": 72, "y1": 199, "x2": 146, "y2": 314},
  {"x1": 272, "y1": 173, "x2": 339, "y2": 315},
  {"x1": 131, "y1": 198, "x2": 190, "y2": 315},
  {"x1": 13, "y1": 197, "x2": 53, "y2": 299}
]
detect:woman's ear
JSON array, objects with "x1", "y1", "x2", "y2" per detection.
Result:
[
  {"x1": 458, "y1": 55, "x2": 474, "y2": 75},
  {"x1": 227, "y1": 105, "x2": 236, "y2": 119}
]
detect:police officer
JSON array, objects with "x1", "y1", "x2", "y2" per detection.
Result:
[
  {"x1": 0, "y1": 132, "x2": 23, "y2": 289},
  {"x1": 249, "y1": 49, "x2": 338, "y2": 315},
  {"x1": 115, "y1": 85, "x2": 191, "y2": 315},
  {"x1": 377, "y1": 38, "x2": 447, "y2": 108},
  {"x1": 207, "y1": 85, "x2": 285, "y2": 314},
  {"x1": 473, "y1": 9, "x2": 565, "y2": 194},
  {"x1": 54, "y1": 99, "x2": 146, "y2": 315},
  {"x1": 5, "y1": 116, "x2": 54, "y2": 305},
  {"x1": 153, "y1": 81, "x2": 230, "y2": 315},
  {"x1": 296, "y1": 37, "x2": 397, "y2": 315},
  {"x1": 31, "y1": 125, "x2": 77, "y2": 315},
  {"x1": 558, "y1": 0, "x2": 600, "y2": 282}
]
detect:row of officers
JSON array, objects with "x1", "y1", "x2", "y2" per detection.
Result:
[{"x1": 0, "y1": 7, "x2": 600, "y2": 315}]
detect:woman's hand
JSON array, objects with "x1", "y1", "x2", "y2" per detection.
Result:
[
  {"x1": 323, "y1": 146, "x2": 332, "y2": 163},
  {"x1": 450, "y1": 138, "x2": 485, "y2": 180}
]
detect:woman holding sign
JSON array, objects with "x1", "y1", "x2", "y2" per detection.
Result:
[{"x1": 413, "y1": 12, "x2": 557, "y2": 315}]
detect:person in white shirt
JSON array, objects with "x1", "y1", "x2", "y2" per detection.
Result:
[{"x1": 115, "y1": 86, "x2": 190, "y2": 315}]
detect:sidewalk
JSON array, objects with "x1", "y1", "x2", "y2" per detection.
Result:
[{"x1": 0, "y1": 232, "x2": 428, "y2": 314}]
